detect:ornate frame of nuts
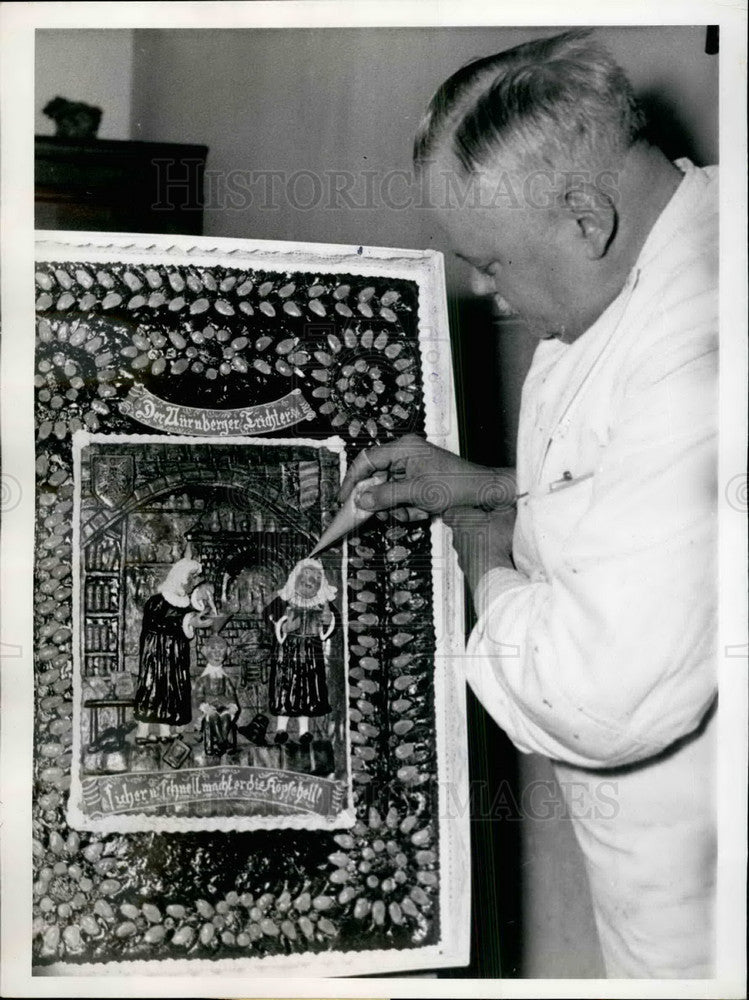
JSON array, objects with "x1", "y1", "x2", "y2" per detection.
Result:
[{"x1": 31, "y1": 232, "x2": 470, "y2": 977}]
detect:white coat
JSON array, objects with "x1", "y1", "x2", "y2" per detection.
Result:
[{"x1": 465, "y1": 159, "x2": 718, "y2": 977}]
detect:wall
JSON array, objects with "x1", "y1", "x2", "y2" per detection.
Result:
[
  {"x1": 130, "y1": 28, "x2": 550, "y2": 296},
  {"x1": 129, "y1": 26, "x2": 717, "y2": 286},
  {"x1": 35, "y1": 29, "x2": 135, "y2": 139}
]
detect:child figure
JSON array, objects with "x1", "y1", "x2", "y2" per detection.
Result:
[
  {"x1": 268, "y1": 558, "x2": 337, "y2": 747},
  {"x1": 194, "y1": 635, "x2": 240, "y2": 756}
]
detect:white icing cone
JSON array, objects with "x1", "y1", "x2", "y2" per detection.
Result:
[{"x1": 309, "y1": 471, "x2": 388, "y2": 557}]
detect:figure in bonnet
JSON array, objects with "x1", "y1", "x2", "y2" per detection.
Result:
[
  {"x1": 133, "y1": 558, "x2": 211, "y2": 744},
  {"x1": 267, "y1": 558, "x2": 337, "y2": 746}
]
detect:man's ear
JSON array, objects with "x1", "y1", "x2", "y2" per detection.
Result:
[{"x1": 563, "y1": 185, "x2": 617, "y2": 260}]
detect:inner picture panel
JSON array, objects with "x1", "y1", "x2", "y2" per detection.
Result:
[{"x1": 70, "y1": 435, "x2": 351, "y2": 832}]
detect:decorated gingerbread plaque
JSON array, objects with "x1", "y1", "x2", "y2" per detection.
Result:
[{"x1": 32, "y1": 232, "x2": 468, "y2": 975}]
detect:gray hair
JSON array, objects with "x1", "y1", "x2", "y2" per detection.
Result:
[{"x1": 413, "y1": 30, "x2": 646, "y2": 176}]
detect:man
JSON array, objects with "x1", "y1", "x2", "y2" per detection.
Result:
[{"x1": 340, "y1": 30, "x2": 717, "y2": 978}]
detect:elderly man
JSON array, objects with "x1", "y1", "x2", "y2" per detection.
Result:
[{"x1": 340, "y1": 30, "x2": 717, "y2": 978}]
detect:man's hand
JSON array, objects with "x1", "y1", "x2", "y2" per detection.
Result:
[
  {"x1": 339, "y1": 433, "x2": 516, "y2": 521},
  {"x1": 443, "y1": 505, "x2": 517, "y2": 594}
]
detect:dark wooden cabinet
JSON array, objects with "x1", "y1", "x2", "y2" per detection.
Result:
[{"x1": 35, "y1": 136, "x2": 208, "y2": 235}]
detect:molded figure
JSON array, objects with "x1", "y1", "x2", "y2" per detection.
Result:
[
  {"x1": 268, "y1": 558, "x2": 337, "y2": 746},
  {"x1": 194, "y1": 635, "x2": 241, "y2": 756},
  {"x1": 133, "y1": 558, "x2": 211, "y2": 744}
]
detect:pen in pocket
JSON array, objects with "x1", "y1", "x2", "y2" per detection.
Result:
[{"x1": 548, "y1": 471, "x2": 594, "y2": 493}]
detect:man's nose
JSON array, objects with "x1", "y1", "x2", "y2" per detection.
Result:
[
  {"x1": 467, "y1": 267, "x2": 517, "y2": 318},
  {"x1": 468, "y1": 267, "x2": 496, "y2": 297}
]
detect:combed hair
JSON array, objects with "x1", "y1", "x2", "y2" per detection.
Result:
[{"x1": 413, "y1": 30, "x2": 646, "y2": 175}]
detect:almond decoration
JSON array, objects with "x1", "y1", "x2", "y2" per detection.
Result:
[{"x1": 122, "y1": 271, "x2": 142, "y2": 292}]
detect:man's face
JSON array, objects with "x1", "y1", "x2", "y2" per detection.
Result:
[
  {"x1": 427, "y1": 156, "x2": 587, "y2": 342},
  {"x1": 295, "y1": 565, "x2": 322, "y2": 600}
]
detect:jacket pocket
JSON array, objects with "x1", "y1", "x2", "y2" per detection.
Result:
[{"x1": 526, "y1": 474, "x2": 595, "y2": 571}]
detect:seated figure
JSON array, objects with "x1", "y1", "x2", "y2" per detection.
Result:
[{"x1": 193, "y1": 635, "x2": 240, "y2": 756}]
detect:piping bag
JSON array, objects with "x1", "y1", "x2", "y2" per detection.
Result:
[{"x1": 309, "y1": 471, "x2": 388, "y2": 557}]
